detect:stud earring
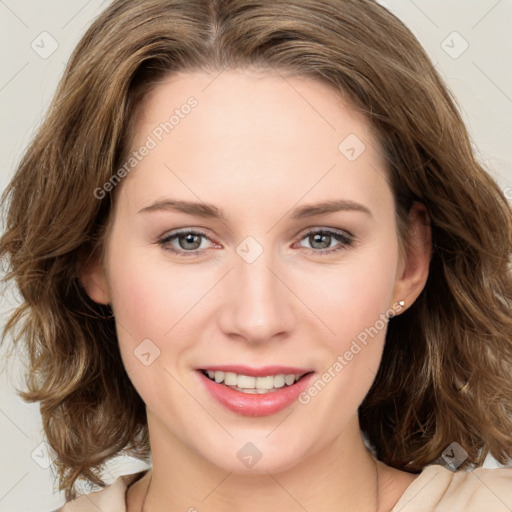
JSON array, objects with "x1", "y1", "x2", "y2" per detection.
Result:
[{"x1": 398, "y1": 300, "x2": 405, "y2": 307}]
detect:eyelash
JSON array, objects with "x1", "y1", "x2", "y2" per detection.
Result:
[{"x1": 157, "y1": 228, "x2": 354, "y2": 258}]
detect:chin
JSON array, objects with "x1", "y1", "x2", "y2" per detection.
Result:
[{"x1": 197, "y1": 435, "x2": 310, "y2": 475}]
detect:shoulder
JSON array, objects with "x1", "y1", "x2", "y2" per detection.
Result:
[
  {"x1": 53, "y1": 470, "x2": 148, "y2": 512},
  {"x1": 392, "y1": 464, "x2": 512, "y2": 512}
]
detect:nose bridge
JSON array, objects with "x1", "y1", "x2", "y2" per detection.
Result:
[{"x1": 218, "y1": 241, "x2": 295, "y2": 342}]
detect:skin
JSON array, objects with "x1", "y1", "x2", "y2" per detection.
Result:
[{"x1": 82, "y1": 68, "x2": 431, "y2": 512}]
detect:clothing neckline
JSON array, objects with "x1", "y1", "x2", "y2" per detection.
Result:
[{"x1": 390, "y1": 464, "x2": 451, "y2": 511}]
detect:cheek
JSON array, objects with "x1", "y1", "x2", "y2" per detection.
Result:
[
  {"x1": 301, "y1": 242, "x2": 399, "y2": 401},
  {"x1": 303, "y1": 242, "x2": 398, "y2": 346},
  {"x1": 104, "y1": 237, "x2": 178, "y2": 365},
  {"x1": 109, "y1": 256, "x2": 168, "y2": 338},
  {"x1": 107, "y1": 234, "x2": 202, "y2": 340},
  {"x1": 105, "y1": 235, "x2": 218, "y2": 384},
  {"x1": 105, "y1": 245, "x2": 197, "y2": 413}
]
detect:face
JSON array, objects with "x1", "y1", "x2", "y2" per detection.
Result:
[{"x1": 84, "y1": 68, "x2": 429, "y2": 475}]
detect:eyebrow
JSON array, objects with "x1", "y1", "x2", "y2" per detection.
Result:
[{"x1": 138, "y1": 198, "x2": 372, "y2": 220}]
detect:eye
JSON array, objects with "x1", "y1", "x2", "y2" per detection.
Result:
[
  {"x1": 158, "y1": 229, "x2": 214, "y2": 257},
  {"x1": 296, "y1": 229, "x2": 354, "y2": 255}
]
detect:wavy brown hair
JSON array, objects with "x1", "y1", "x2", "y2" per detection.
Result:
[{"x1": 1, "y1": 0, "x2": 512, "y2": 501}]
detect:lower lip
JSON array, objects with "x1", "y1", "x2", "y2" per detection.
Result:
[{"x1": 196, "y1": 370, "x2": 316, "y2": 417}]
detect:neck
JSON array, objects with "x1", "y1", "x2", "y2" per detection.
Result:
[{"x1": 137, "y1": 413, "x2": 384, "y2": 512}]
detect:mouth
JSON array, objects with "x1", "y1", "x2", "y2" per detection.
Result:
[
  {"x1": 196, "y1": 366, "x2": 317, "y2": 416},
  {"x1": 195, "y1": 364, "x2": 315, "y2": 416},
  {"x1": 198, "y1": 368, "x2": 314, "y2": 394}
]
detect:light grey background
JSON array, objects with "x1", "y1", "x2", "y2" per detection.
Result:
[{"x1": 1, "y1": 1, "x2": 511, "y2": 511}]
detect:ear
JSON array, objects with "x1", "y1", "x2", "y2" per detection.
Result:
[
  {"x1": 79, "y1": 257, "x2": 111, "y2": 305},
  {"x1": 392, "y1": 201, "x2": 431, "y2": 311}
]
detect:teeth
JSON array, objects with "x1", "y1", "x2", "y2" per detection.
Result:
[
  {"x1": 255, "y1": 375, "x2": 275, "y2": 389},
  {"x1": 205, "y1": 370, "x2": 305, "y2": 391},
  {"x1": 273, "y1": 374, "x2": 285, "y2": 388},
  {"x1": 237, "y1": 374, "x2": 256, "y2": 389},
  {"x1": 224, "y1": 372, "x2": 238, "y2": 386},
  {"x1": 285, "y1": 374, "x2": 295, "y2": 386}
]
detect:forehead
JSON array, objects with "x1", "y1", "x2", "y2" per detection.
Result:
[
  {"x1": 133, "y1": 68, "x2": 374, "y2": 150},
  {"x1": 119, "y1": 69, "x2": 390, "y2": 214}
]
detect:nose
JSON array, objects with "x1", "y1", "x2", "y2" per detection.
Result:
[{"x1": 216, "y1": 248, "x2": 297, "y2": 344}]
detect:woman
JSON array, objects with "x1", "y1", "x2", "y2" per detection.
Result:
[{"x1": 1, "y1": 1, "x2": 511, "y2": 511}]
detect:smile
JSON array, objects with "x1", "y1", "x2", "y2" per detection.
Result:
[{"x1": 196, "y1": 367, "x2": 316, "y2": 416}]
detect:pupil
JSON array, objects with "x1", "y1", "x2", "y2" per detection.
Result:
[
  {"x1": 180, "y1": 234, "x2": 200, "y2": 250},
  {"x1": 311, "y1": 233, "x2": 330, "y2": 249}
]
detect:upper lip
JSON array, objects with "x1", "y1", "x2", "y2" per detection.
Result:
[{"x1": 198, "y1": 365, "x2": 314, "y2": 377}]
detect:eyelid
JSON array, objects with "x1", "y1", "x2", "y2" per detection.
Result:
[{"x1": 295, "y1": 225, "x2": 353, "y2": 240}]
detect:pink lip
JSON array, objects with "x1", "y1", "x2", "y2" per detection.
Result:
[
  {"x1": 198, "y1": 364, "x2": 313, "y2": 377},
  {"x1": 196, "y1": 369, "x2": 316, "y2": 417}
]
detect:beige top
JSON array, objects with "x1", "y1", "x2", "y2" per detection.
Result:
[{"x1": 54, "y1": 464, "x2": 512, "y2": 512}]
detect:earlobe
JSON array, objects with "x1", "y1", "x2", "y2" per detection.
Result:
[
  {"x1": 392, "y1": 202, "x2": 432, "y2": 311},
  {"x1": 79, "y1": 259, "x2": 111, "y2": 305}
]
